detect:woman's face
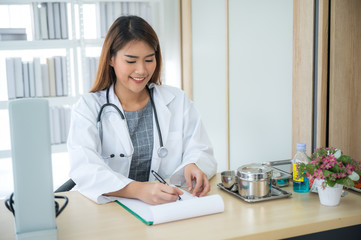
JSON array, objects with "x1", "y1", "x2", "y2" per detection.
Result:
[{"x1": 111, "y1": 40, "x2": 157, "y2": 96}]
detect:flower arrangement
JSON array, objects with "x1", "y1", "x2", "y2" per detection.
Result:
[{"x1": 297, "y1": 147, "x2": 361, "y2": 189}]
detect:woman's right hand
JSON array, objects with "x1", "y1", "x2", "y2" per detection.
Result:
[
  {"x1": 104, "y1": 181, "x2": 183, "y2": 205},
  {"x1": 136, "y1": 182, "x2": 184, "y2": 205}
]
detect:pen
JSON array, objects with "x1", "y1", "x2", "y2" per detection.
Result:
[{"x1": 151, "y1": 170, "x2": 182, "y2": 200}]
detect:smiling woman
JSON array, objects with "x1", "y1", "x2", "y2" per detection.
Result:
[
  {"x1": 0, "y1": 1, "x2": 182, "y2": 203},
  {"x1": 67, "y1": 16, "x2": 217, "y2": 205},
  {"x1": 110, "y1": 41, "x2": 157, "y2": 111}
]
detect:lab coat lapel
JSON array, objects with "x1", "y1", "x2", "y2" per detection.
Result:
[
  {"x1": 105, "y1": 84, "x2": 133, "y2": 154},
  {"x1": 152, "y1": 85, "x2": 173, "y2": 151}
]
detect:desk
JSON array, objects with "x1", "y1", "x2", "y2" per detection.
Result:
[{"x1": 1, "y1": 174, "x2": 361, "y2": 240}]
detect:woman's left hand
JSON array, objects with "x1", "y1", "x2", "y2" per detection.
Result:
[{"x1": 184, "y1": 163, "x2": 210, "y2": 197}]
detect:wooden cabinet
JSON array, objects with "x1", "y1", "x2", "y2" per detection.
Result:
[
  {"x1": 293, "y1": 0, "x2": 361, "y2": 159},
  {"x1": 329, "y1": 0, "x2": 361, "y2": 159}
]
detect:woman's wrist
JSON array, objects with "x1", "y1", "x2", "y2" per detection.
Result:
[{"x1": 103, "y1": 181, "x2": 142, "y2": 199}]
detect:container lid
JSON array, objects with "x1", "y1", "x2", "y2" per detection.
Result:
[
  {"x1": 296, "y1": 143, "x2": 306, "y2": 151},
  {"x1": 237, "y1": 163, "x2": 272, "y2": 181},
  {"x1": 271, "y1": 167, "x2": 292, "y2": 180}
]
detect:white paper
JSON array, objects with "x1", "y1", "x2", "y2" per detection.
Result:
[
  {"x1": 151, "y1": 194, "x2": 224, "y2": 224},
  {"x1": 114, "y1": 191, "x2": 224, "y2": 225}
]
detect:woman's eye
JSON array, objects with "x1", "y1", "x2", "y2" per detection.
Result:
[
  {"x1": 126, "y1": 60, "x2": 136, "y2": 64},
  {"x1": 145, "y1": 59, "x2": 154, "y2": 63}
]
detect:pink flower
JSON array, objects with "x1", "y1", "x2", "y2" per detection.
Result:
[
  {"x1": 346, "y1": 164, "x2": 354, "y2": 175},
  {"x1": 299, "y1": 147, "x2": 361, "y2": 188}
]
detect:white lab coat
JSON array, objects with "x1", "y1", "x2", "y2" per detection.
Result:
[{"x1": 67, "y1": 83, "x2": 217, "y2": 204}]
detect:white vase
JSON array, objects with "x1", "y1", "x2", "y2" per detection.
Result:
[{"x1": 317, "y1": 181, "x2": 343, "y2": 206}]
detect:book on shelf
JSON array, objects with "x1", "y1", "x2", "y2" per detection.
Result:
[
  {"x1": 90, "y1": 57, "x2": 97, "y2": 90},
  {"x1": 32, "y1": 3, "x2": 41, "y2": 40},
  {"x1": 61, "y1": 56, "x2": 68, "y2": 96},
  {"x1": 39, "y1": 3, "x2": 49, "y2": 40},
  {"x1": 106, "y1": 2, "x2": 114, "y2": 30},
  {"x1": 63, "y1": 106, "x2": 71, "y2": 140},
  {"x1": 58, "y1": 107, "x2": 65, "y2": 142},
  {"x1": 53, "y1": 3, "x2": 62, "y2": 39},
  {"x1": 97, "y1": 2, "x2": 152, "y2": 39},
  {"x1": 113, "y1": 2, "x2": 122, "y2": 20},
  {"x1": 85, "y1": 56, "x2": 99, "y2": 92},
  {"x1": 84, "y1": 58, "x2": 91, "y2": 92},
  {"x1": 60, "y1": 107, "x2": 70, "y2": 143},
  {"x1": 99, "y1": 2, "x2": 107, "y2": 38},
  {"x1": 128, "y1": 2, "x2": 137, "y2": 16},
  {"x1": 60, "y1": 2, "x2": 68, "y2": 39},
  {"x1": 22, "y1": 62, "x2": 30, "y2": 98},
  {"x1": 49, "y1": 107, "x2": 55, "y2": 144},
  {"x1": 41, "y1": 63, "x2": 50, "y2": 97},
  {"x1": 5, "y1": 58, "x2": 16, "y2": 99},
  {"x1": 47, "y1": 58, "x2": 56, "y2": 97},
  {"x1": 34, "y1": 58, "x2": 43, "y2": 97},
  {"x1": 28, "y1": 61, "x2": 36, "y2": 97},
  {"x1": 94, "y1": 58, "x2": 100, "y2": 85},
  {"x1": 121, "y1": 2, "x2": 128, "y2": 16},
  {"x1": 49, "y1": 105, "x2": 72, "y2": 145},
  {"x1": 0, "y1": 28, "x2": 27, "y2": 41},
  {"x1": 141, "y1": 3, "x2": 152, "y2": 24},
  {"x1": 54, "y1": 56, "x2": 63, "y2": 96},
  {"x1": 0, "y1": 28, "x2": 26, "y2": 34},
  {"x1": 52, "y1": 107, "x2": 62, "y2": 144},
  {"x1": 32, "y1": 2, "x2": 68, "y2": 40},
  {"x1": 47, "y1": 2, "x2": 55, "y2": 39},
  {"x1": 5, "y1": 57, "x2": 69, "y2": 99},
  {"x1": 14, "y1": 58, "x2": 24, "y2": 98}
]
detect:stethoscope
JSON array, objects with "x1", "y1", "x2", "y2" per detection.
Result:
[{"x1": 96, "y1": 85, "x2": 168, "y2": 159}]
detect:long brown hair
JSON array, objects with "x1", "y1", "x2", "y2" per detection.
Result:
[{"x1": 90, "y1": 16, "x2": 162, "y2": 92}]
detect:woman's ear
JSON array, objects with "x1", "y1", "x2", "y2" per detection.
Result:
[{"x1": 109, "y1": 56, "x2": 114, "y2": 67}]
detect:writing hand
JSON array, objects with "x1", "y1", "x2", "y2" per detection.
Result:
[
  {"x1": 140, "y1": 182, "x2": 184, "y2": 204},
  {"x1": 103, "y1": 181, "x2": 183, "y2": 205}
]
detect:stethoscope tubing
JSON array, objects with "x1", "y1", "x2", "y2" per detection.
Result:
[
  {"x1": 97, "y1": 87, "x2": 125, "y2": 121},
  {"x1": 97, "y1": 85, "x2": 167, "y2": 159}
]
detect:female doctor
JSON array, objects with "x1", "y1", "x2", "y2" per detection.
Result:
[{"x1": 67, "y1": 16, "x2": 217, "y2": 205}]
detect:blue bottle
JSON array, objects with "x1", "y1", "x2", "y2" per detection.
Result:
[{"x1": 292, "y1": 143, "x2": 309, "y2": 193}]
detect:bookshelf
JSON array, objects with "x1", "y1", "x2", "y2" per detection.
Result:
[{"x1": 0, "y1": 0, "x2": 180, "y2": 160}]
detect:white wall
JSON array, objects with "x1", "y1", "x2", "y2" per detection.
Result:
[
  {"x1": 153, "y1": 0, "x2": 181, "y2": 88},
  {"x1": 192, "y1": 0, "x2": 228, "y2": 172},
  {"x1": 229, "y1": 0, "x2": 293, "y2": 169},
  {"x1": 192, "y1": 0, "x2": 293, "y2": 171}
]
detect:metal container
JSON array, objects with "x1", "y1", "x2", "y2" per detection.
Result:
[
  {"x1": 221, "y1": 170, "x2": 238, "y2": 191},
  {"x1": 262, "y1": 159, "x2": 292, "y2": 187},
  {"x1": 237, "y1": 163, "x2": 272, "y2": 199},
  {"x1": 270, "y1": 168, "x2": 291, "y2": 187}
]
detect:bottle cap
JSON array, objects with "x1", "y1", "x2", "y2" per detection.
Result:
[{"x1": 296, "y1": 143, "x2": 306, "y2": 151}]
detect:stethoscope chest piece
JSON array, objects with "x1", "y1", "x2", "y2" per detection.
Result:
[{"x1": 157, "y1": 146, "x2": 168, "y2": 158}]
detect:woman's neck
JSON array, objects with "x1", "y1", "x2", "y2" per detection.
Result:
[{"x1": 114, "y1": 85, "x2": 149, "y2": 112}]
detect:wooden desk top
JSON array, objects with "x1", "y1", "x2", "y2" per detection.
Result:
[{"x1": 1, "y1": 174, "x2": 361, "y2": 240}]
